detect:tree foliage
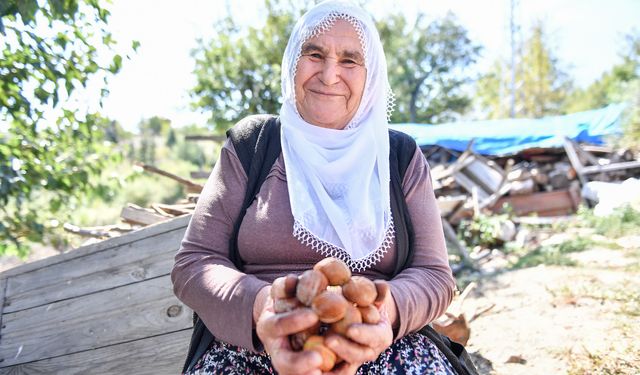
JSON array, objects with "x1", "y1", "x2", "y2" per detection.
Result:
[
  {"x1": 191, "y1": 0, "x2": 312, "y2": 132},
  {"x1": 476, "y1": 21, "x2": 572, "y2": 119},
  {"x1": 191, "y1": 1, "x2": 480, "y2": 130},
  {"x1": 377, "y1": 13, "x2": 481, "y2": 123},
  {"x1": 0, "y1": 0, "x2": 128, "y2": 256}
]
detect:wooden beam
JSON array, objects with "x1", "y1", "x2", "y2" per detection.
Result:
[
  {"x1": 137, "y1": 163, "x2": 204, "y2": 193},
  {"x1": 580, "y1": 160, "x2": 640, "y2": 175},
  {"x1": 441, "y1": 219, "x2": 474, "y2": 268},
  {"x1": 563, "y1": 137, "x2": 588, "y2": 185}
]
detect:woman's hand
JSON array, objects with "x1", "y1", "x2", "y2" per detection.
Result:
[
  {"x1": 323, "y1": 311, "x2": 393, "y2": 375},
  {"x1": 256, "y1": 297, "x2": 324, "y2": 375}
]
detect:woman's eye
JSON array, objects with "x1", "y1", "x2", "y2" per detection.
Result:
[
  {"x1": 341, "y1": 59, "x2": 357, "y2": 67},
  {"x1": 307, "y1": 53, "x2": 323, "y2": 59}
]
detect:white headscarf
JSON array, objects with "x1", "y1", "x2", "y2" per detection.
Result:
[{"x1": 279, "y1": 0, "x2": 395, "y2": 271}]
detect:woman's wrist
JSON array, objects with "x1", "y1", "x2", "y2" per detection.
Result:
[
  {"x1": 383, "y1": 290, "x2": 400, "y2": 330},
  {"x1": 253, "y1": 285, "x2": 271, "y2": 326}
]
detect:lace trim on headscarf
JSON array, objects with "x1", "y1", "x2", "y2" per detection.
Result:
[{"x1": 293, "y1": 215, "x2": 395, "y2": 272}]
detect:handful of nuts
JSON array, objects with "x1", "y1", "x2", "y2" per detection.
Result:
[{"x1": 270, "y1": 257, "x2": 390, "y2": 371}]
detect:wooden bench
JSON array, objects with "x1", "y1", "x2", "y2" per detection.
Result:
[{"x1": 0, "y1": 215, "x2": 192, "y2": 374}]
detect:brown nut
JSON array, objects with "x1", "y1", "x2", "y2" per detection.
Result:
[
  {"x1": 273, "y1": 297, "x2": 302, "y2": 313},
  {"x1": 296, "y1": 270, "x2": 329, "y2": 306},
  {"x1": 271, "y1": 274, "x2": 299, "y2": 300},
  {"x1": 358, "y1": 305, "x2": 381, "y2": 324},
  {"x1": 313, "y1": 257, "x2": 351, "y2": 286},
  {"x1": 328, "y1": 304, "x2": 362, "y2": 336},
  {"x1": 311, "y1": 290, "x2": 349, "y2": 323},
  {"x1": 289, "y1": 321, "x2": 321, "y2": 351},
  {"x1": 303, "y1": 335, "x2": 336, "y2": 372},
  {"x1": 374, "y1": 279, "x2": 390, "y2": 306},
  {"x1": 342, "y1": 276, "x2": 377, "y2": 307}
]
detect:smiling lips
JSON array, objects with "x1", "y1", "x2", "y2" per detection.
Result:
[{"x1": 309, "y1": 89, "x2": 345, "y2": 98}]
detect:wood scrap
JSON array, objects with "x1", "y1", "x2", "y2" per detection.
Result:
[
  {"x1": 432, "y1": 282, "x2": 476, "y2": 345},
  {"x1": 136, "y1": 163, "x2": 204, "y2": 194},
  {"x1": 63, "y1": 223, "x2": 116, "y2": 238},
  {"x1": 151, "y1": 203, "x2": 196, "y2": 216},
  {"x1": 121, "y1": 204, "x2": 170, "y2": 226}
]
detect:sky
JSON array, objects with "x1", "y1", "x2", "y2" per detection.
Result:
[{"x1": 97, "y1": 0, "x2": 640, "y2": 130}]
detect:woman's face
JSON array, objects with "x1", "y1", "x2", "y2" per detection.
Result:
[{"x1": 294, "y1": 19, "x2": 366, "y2": 130}]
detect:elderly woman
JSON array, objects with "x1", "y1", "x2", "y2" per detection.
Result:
[{"x1": 172, "y1": 1, "x2": 459, "y2": 374}]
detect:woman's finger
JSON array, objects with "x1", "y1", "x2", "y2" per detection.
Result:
[
  {"x1": 324, "y1": 333, "x2": 376, "y2": 364},
  {"x1": 344, "y1": 321, "x2": 390, "y2": 348},
  {"x1": 258, "y1": 307, "x2": 319, "y2": 338},
  {"x1": 270, "y1": 347, "x2": 323, "y2": 375}
]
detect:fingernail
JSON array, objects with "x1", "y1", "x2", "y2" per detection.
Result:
[
  {"x1": 325, "y1": 337, "x2": 337, "y2": 348},
  {"x1": 311, "y1": 351, "x2": 323, "y2": 365}
]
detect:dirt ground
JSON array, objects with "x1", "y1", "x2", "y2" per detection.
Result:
[{"x1": 461, "y1": 234, "x2": 640, "y2": 375}]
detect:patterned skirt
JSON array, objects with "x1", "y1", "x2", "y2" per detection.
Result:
[{"x1": 185, "y1": 332, "x2": 457, "y2": 375}]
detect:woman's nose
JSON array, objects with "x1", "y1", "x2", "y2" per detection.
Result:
[{"x1": 318, "y1": 60, "x2": 340, "y2": 85}]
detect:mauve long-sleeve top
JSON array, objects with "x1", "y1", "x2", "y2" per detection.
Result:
[{"x1": 171, "y1": 138, "x2": 455, "y2": 352}]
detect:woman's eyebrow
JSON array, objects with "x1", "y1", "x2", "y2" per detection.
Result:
[
  {"x1": 301, "y1": 43, "x2": 326, "y2": 54},
  {"x1": 340, "y1": 49, "x2": 364, "y2": 63}
]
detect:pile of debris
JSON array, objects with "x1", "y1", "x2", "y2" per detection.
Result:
[{"x1": 429, "y1": 137, "x2": 640, "y2": 271}]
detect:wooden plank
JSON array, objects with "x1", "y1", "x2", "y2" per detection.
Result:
[
  {"x1": 121, "y1": 205, "x2": 170, "y2": 226},
  {"x1": 0, "y1": 276, "x2": 192, "y2": 367},
  {"x1": 441, "y1": 219, "x2": 473, "y2": 267},
  {"x1": 580, "y1": 160, "x2": 640, "y2": 175},
  {"x1": 464, "y1": 157, "x2": 504, "y2": 193},
  {"x1": 490, "y1": 188, "x2": 581, "y2": 217},
  {"x1": 4, "y1": 228, "x2": 184, "y2": 313},
  {"x1": 0, "y1": 215, "x2": 191, "y2": 279},
  {"x1": 437, "y1": 195, "x2": 467, "y2": 218},
  {"x1": 563, "y1": 137, "x2": 588, "y2": 185},
  {"x1": 453, "y1": 172, "x2": 490, "y2": 202},
  {"x1": 0, "y1": 329, "x2": 191, "y2": 375}
]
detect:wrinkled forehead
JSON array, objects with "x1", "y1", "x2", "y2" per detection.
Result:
[{"x1": 297, "y1": 12, "x2": 368, "y2": 66}]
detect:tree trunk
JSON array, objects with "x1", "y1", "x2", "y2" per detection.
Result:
[{"x1": 409, "y1": 75, "x2": 429, "y2": 123}]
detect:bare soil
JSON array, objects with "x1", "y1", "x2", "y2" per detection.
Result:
[{"x1": 463, "y1": 235, "x2": 640, "y2": 374}]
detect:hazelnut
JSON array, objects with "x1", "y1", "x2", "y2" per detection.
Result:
[
  {"x1": 296, "y1": 270, "x2": 329, "y2": 306},
  {"x1": 311, "y1": 290, "x2": 349, "y2": 323},
  {"x1": 313, "y1": 257, "x2": 351, "y2": 286},
  {"x1": 342, "y1": 276, "x2": 377, "y2": 307},
  {"x1": 303, "y1": 335, "x2": 336, "y2": 372}
]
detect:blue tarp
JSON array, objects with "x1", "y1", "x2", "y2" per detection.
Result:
[{"x1": 389, "y1": 104, "x2": 626, "y2": 156}]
